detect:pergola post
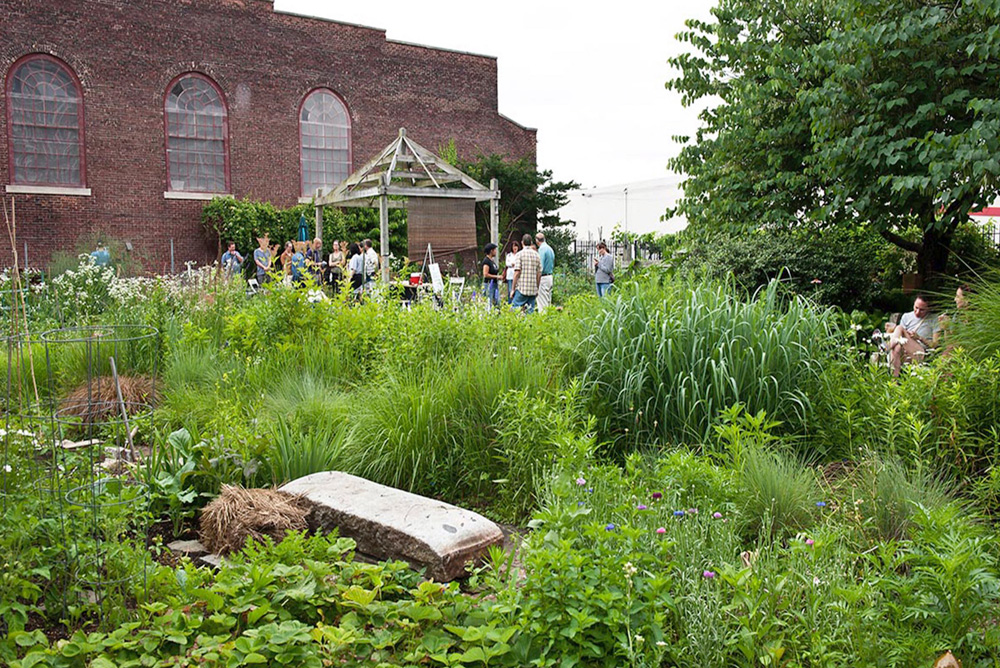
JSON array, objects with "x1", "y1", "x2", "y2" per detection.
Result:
[
  {"x1": 314, "y1": 188, "x2": 323, "y2": 241},
  {"x1": 379, "y1": 175, "x2": 390, "y2": 282},
  {"x1": 489, "y1": 178, "x2": 499, "y2": 248}
]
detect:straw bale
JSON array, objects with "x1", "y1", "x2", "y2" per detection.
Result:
[
  {"x1": 60, "y1": 375, "x2": 155, "y2": 424},
  {"x1": 199, "y1": 485, "x2": 313, "y2": 555}
]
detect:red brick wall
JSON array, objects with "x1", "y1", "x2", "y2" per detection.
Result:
[{"x1": 0, "y1": 0, "x2": 536, "y2": 271}]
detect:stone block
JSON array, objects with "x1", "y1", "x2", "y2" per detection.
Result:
[{"x1": 281, "y1": 471, "x2": 503, "y2": 582}]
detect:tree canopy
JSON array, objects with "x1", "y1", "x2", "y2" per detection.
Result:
[{"x1": 668, "y1": 0, "x2": 1000, "y2": 280}]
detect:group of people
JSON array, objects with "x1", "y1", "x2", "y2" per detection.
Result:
[
  {"x1": 480, "y1": 232, "x2": 556, "y2": 313},
  {"x1": 878, "y1": 286, "x2": 970, "y2": 376},
  {"x1": 223, "y1": 229, "x2": 617, "y2": 310},
  {"x1": 480, "y1": 232, "x2": 615, "y2": 312},
  {"x1": 222, "y1": 234, "x2": 381, "y2": 296}
]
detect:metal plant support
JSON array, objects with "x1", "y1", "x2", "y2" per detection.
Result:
[{"x1": 41, "y1": 325, "x2": 159, "y2": 619}]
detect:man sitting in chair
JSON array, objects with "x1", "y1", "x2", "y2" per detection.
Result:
[{"x1": 883, "y1": 295, "x2": 940, "y2": 377}]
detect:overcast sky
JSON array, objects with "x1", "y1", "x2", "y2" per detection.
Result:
[{"x1": 275, "y1": 0, "x2": 717, "y2": 193}]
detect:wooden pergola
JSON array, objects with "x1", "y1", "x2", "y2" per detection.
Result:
[{"x1": 313, "y1": 128, "x2": 500, "y2": 281}]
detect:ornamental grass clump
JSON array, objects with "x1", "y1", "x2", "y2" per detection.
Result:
[{"x1": 580, "y1": 278, "x2": 835, "y2": 451}]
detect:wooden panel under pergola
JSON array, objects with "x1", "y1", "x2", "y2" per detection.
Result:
[{"x1": 313, "y1": 128, "x2": 500, "y2": 280}]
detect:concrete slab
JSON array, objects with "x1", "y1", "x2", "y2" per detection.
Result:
[{"x1": 281, "y1": 471, "x2": 504, "y2": 582}]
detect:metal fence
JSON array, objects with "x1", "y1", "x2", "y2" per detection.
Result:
[
  {"x1": 570, "y1": 239, "x2": 662, "y2": 273},
  {"x1": 982, "y1": 222, "x2": 1000, "y2": 248}
]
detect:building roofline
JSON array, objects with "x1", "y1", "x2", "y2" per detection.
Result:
[
  {"x1": 386, "y1": 37, "x2": 494, "y2": 60},
  {"x1": 272, "y1": 8, "x2": 388, "y2": 34},
  {"x1": 499, "y1": 112, "x2": 536, "y2": 132},
  {"x1": 272, "y1": 8, "x2": 497, "y2": 59}
]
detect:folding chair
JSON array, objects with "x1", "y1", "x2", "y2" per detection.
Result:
[{"x1": 448, "y1": 276, "x2": 466, "y2": 302}]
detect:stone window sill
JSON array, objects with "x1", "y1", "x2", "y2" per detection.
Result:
[
  {"x1": 164, "y1": 191, "x2": 229, "y2": 201},
  {"x1": 6, "y1": 185, "x2": 92, "y2": 196}
]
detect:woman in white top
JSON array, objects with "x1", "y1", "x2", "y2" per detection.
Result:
[{"x1": 504, "y1": 240, "x2": 521, "y2": 303}]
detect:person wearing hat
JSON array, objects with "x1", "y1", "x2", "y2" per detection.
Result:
[{"x1": 481, "y1": 242, "x2": 502, "y2": 308}]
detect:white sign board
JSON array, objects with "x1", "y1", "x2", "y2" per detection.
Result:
[{"x1": 429, "y1": 263, "x2": 444, "y2": 295}]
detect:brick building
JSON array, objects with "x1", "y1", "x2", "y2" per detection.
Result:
[{"x1": 0, "y1": 0, "x2": 536, "y2": 271}]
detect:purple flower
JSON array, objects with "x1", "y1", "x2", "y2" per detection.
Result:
[
  {"x1": 576, "y1": 477, "x2": 586, "y2": 486},
  {"x1": 673, "y1": 510, "x2": 685, "y2": 517},
  {"x1": 688, "y1": 508, "x2": 698, "y2": 515},
  {"x1": 637, "y1": 504, "x2": 648, "y2": 511},
  {"x1": 586, "y1": 488, "x2": 594, "y2": 494},
  {"x1": 805, "y1": 538, "x2": 814, "y2": 547},
  {"x1": 712, "y1": 512, "x2": 723, "y2": 519},
  {"x1": 703, "y1": 570, "x2": 716, "y2": 579},
  {"x1": 578, "y1": 501, "x2": 585, "y2": 507},
  {"x1": 605, "y1": 523, "x2": 616, "y2": 531},
  {"x1": 651, "y1": 492, "x2": 662, "y2": 500},
  {"x1": 816, "y1": 501, "x2": 827, "y2": 508},
  {"x1": 656, "y1": 527, "x2": 666, "y2": 534}
]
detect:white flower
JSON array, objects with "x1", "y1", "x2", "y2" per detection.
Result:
[
  {"x1": 851, "y1": 323, "x2": 863, "y2": 332},
  {"x1": 3, "y1": 464, "x2": 11, "y2": 473},
  {"x1": 634, "y1": 634, "x2": 644, "y2": 644},
  {"x1": 623, "y1": 562, "x2": 638, "y2": 577},
  {"x1": 656, "y1": 641, "x2": 667, "y2": 647}
]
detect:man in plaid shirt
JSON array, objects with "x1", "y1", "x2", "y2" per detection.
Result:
[{"x1": 511, "y1": 233, "x2": 542, "y2": 313}]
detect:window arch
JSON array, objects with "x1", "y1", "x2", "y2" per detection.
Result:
[
  {"x1": 164, "y1": 73, "x2": 229, "y2": 193},
  {"x1": 299, "y1": 89, "x2": 351, "y2": 197},
  {"x1": 6, "y1": 54, "x2": 86, "y2": 186}
]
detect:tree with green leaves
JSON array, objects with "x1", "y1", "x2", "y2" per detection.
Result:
[
  {"x1": 459, "y1": 154, "x2": 579, "y2": 251},
  {"x1": 668, "y1": 0, "x2": 1000, "y2": 282}
]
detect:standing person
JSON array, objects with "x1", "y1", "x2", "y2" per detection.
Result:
[
  {"x1": 253, "y1": 234, "x2": 272, "y2": 284},
  {"x1": 221, "y1": 240, "x2": 244, "y2": 279},
  {"x1": 504, "y1": 240, "x2": 521, "y2": 303},
  {"x1": 328, "y1": 240, "x2": 345, "y2": 292},
  {"x1": 347, "y1": 242, "x2": 364, "y2": 298},
  {"x1": 289, "y1": 244, "x2": 307, "y2": 287},
  {"x1": 306, "y1": 238, "x2": 324, "y2": 284},
  {"x1": 363, "y1": 239, "x2": 379, "y2": 292},
  {"x1": 594, "y1": 241, "x2": 614, "y2": 297},
  {"x1": 481, "y1": 243, "x2": 502, "y2": 308},
  {"x1": 511, "y1": 233, "x2": 542, "y2": 313},
  {"x1": 280, "y1": 241, "x2": 294, "y2": 284},
  {"x1": 535, "y1": 231, "x2": 555, "y2": 312}
]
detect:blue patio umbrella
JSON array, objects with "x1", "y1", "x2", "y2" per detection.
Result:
[{"x1": 297, "y1": 213, "x2": 309, "y2": 242}]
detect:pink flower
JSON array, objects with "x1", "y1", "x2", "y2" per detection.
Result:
[
  {"x1": 576, "y1": 477, "x2": 586, "y2": 486},
  {"x1": 703, "y1": 570, "x2": 716, "y2": 579},
  {"x1": 637, "y1": 504, "x2": 648, "y2": 510},
  {"x1": 712, "y1": 512, "x2": 722, "y2": 519},
  {"x1": 688, "y1": 508, "x2": 698, "y2": 515},
  {"x1": 805, "y1": 538, "x2": 814, "y2": 547},
  {"x1": 811, "y1": 278, "x2": 822, "y2": 284},
  {"x1": 656, "y1": 527, "x2": 666, "y2": 534}
]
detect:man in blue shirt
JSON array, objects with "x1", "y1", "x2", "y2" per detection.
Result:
[
  {"x1": 535, "y1": 232, "x2": 555, "y2": 312},
  {"x1": 221, "y1": 241, "x2": 244, "y2": 278}
]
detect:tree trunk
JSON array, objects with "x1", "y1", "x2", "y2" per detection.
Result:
[{"x1": 915, "y1": 224, "x2": 955, "y2": 284}]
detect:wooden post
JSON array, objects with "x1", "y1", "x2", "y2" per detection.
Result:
[
  {"x1": 314, "y1": 188, "x2": 323, "y2": 241},
  {"x1": 379, "y1": 175, "x2": 390, "y2": 283},
  {"x1": 489, "y1": 178, "x2": 499, "y2": 248}
]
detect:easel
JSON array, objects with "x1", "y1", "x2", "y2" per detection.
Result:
[{"x1": 418, "y1": 243, "x2": 445, "y2": 307}]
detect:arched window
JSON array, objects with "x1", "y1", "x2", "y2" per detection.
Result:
[
  {"x1": 164, "y1": 73, "x2": 229, "y2": 193},
  {"x1": 6, "y1": 54, "x2": 85, "y2": 186},
  {"x1": 300, "y1": 89, "x2": 351, "y2": 197}
]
